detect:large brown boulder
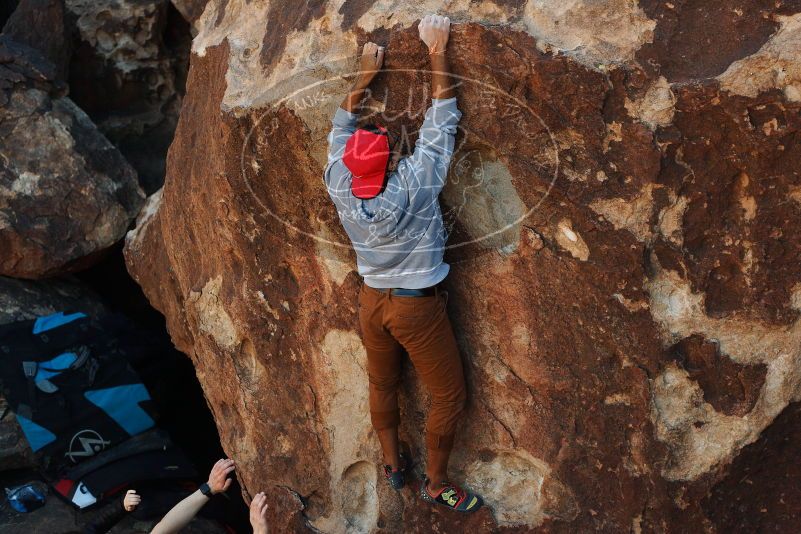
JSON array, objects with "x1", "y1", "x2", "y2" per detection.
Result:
[
  {"x1": 0, "y1": 37, "x2": 144, "y2": 279},
  {"x1": 125, "y1": 1, "x2": 801, "y2": 532}
]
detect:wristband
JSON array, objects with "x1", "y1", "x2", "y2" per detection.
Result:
[{"x1": 199, "y1": 482, "x2": 213, "y2": 498}]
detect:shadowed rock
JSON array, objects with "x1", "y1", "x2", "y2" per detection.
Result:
[
  {"x1": 669, "y1": 334, "x2": 767, "y2": 416},
  {"x1": 66, "y1": 0, "x2": 192, "y2": 193},
  {"x1": 0, "y1": 36, "x2": 144, "y2": 279},
  {"x1": 2, "y1": 0, "x2": 72, "y2": 82}
]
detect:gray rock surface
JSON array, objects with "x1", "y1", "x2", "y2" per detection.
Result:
[
  {"x1": 66, "y1": 0, "x2": 191, "y2": 193},
  {"x1": 0, "y1": 275, "x2": 106, "y2": 325},
  {"x1": 0, "y1": 37, "x2": 144, "y2": 279},
  {"x1": 1, "y1": 0, "x2": 72, "y2": 82}
]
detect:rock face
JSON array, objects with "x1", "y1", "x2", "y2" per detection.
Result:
[
  {"x1": 1, "y1": 0, "x2": 72, "y2": 82},
  {"x1": 0, "y1": 36, "x2": 145, "y2": 279},
  {"x1": 0, "y1": 275, "x2": 106, "y2": 324},
  {"x1": 125, "y1": 1, "x2": 801, "y2": 532},
  {"x1": 66, "y1": 0, "x2": 192, "y2": 193}
]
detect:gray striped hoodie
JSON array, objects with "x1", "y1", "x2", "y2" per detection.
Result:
[{"x1": 324, "y1": 97, "x2": 462, "y2": 289}]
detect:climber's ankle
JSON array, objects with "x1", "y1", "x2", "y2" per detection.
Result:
[
  {"x1": 426, "y1": 472, "x2": 447, "y2": 492},
  {"x1": 383, "y1": 452, "x2": 401, "y2": 470}
]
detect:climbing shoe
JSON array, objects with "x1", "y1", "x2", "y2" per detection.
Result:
[
  {"x1": 383, "y1": 453, "x2": 409, "y2": 490},
  {"x1": 419, "y1": 477, "x2": 483, "y2": 513}
]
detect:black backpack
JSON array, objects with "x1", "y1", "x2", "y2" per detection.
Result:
[{"x1": 0, "y1": 311, "x2": 158, "y2": 476}]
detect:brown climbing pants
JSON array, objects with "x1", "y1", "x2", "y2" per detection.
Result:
[{"x1": 357, "y1": 283, "x2": 466, "y2": 452}]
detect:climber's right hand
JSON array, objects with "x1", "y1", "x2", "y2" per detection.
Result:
[
  {"x1": 418, "y1": 14, "x2": 450, "y2": 55},
  {"x1": 357, "y1": 42, "x2": 385, "y2": 87}
]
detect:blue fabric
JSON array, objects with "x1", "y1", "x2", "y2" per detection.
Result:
[
  {"x1": 32, "y1": 312, "x2": 87, "y2": 334},
  {"x1": 84, "y1": 384, "x2": 155, "y2": 436},
  {"x1": 34, "y1": 352, "x2": 77, "y2": 382},
  {"x1": 16, "y1": 414, "x2": 56, "y2": 451}
]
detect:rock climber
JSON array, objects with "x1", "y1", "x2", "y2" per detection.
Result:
[{"x1": 324, "y1": 14, "x2": 483, "y2": 513}]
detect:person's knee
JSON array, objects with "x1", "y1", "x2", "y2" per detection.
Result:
[
  {"x1": 430, "y1": 381, "x2": 466, "y2": 416},
  {"x1": 371, "y1": 408, "x2": 400, "y2": 430},
  {"x1": 368, "y1": 371, "x2": 401, "y2": 392},
  {"x1": 441, "y1": 375, "x2": 467, "y2": 403},
  {"x1": 433, "y1": 396, "x2": 465, "y2": 416}
]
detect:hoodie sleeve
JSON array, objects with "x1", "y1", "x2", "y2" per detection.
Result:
[
  {"x1": 325, "y1": 106, "x2": 359, "y2": 184},
  {"x1": 402, "y1": 97, "x2": 462, "y2": 197}
]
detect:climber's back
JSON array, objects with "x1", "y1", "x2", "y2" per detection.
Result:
[{"x1": 324, "y1": 96, "x2": 462, "y2": 288}]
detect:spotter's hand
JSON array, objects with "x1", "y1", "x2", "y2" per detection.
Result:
[
  {"x1": 207, "y1": 458, "x2": 235, "y2": 494},
  {"x1": 123, "y1": 489, "x2": 141, "y2": 512}
]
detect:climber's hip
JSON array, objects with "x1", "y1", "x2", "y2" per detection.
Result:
[{"x1": 357, "y1": 282, "x2": 465, "y2": 450}]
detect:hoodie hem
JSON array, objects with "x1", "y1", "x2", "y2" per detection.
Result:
[{"x1": 362, "y1": 263, "x2": 450, "y2": 289}]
